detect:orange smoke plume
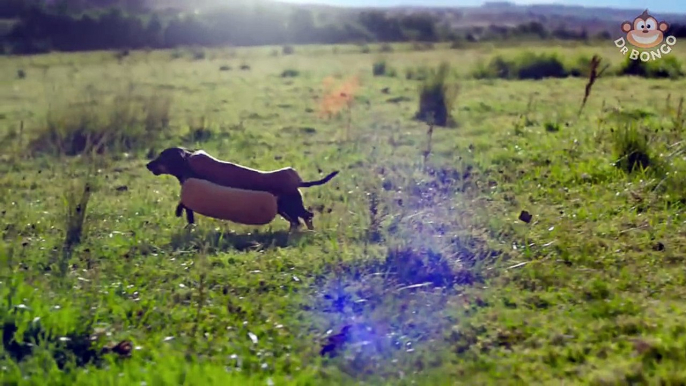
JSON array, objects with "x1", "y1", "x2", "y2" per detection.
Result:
[{"x1": 317, "y1": 75, "x2": 360, "y2": 119}]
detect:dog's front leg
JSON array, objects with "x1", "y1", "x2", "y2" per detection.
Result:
[
  {"x1": 185, "y1": 208, "x2": 195, "y2": 225},
  {"x1": 176, "y1": 202, "x2": 196, "y2": 227},
  {"x1": 175, "y1": 202, "x2": 194, "y2": 224}
]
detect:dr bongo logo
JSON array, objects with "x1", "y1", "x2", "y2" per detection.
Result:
[{"x1": 614, "y1": 9, "x2": 677, "y2": 62}]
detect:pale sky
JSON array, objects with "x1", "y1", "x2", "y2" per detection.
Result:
[{"x1": 278, "y1": 0, "x2": 685, "y2": 14}]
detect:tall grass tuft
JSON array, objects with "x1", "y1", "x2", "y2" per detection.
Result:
[
  {"x1": 282, "y1": 45, "x2": 295, "y2": 55},
  {"x1": 366, "y1": 191, "x2": 383, "y2": 243},
  {"x1": 29, "y1": 85, "x2": 172, "y2": 156},
  {"x1": 59, "y1": 168, "x2": 99, "y2": 277},
  {"x1": 415, "y1": 62, "x2": 459, "y2": 127},
  {"x1": 406, "y1": 66, "x2": 430, "y2": 81},
  {"x1": 610, "y1": 123, "x2": 653, "y2": 174},
  {"x1": 423, "y1": 120, "x2": 435, "y2": 164},
  {"x1": 281, "y1": 69, "x2": 300, "y2": 78},
  {"x1": 62, "y1": 178, "x2": 94, "y2": 252},
  {"x1": 675, "y1": 97, "x2": 684, "y2": 132},
  {"x1": 450, "y1": 37, "x2": 466, "y2": 49},
  {"x1": 372, "y1": 59, "x2": 387, "y2": 76},
  {"x1": 617, "y1": 55, "x2": 684, "y2": 79},
  {"x1": 190, "y1": 48, "x2": 206, "y2": 60},
  {"x1": 473, "y1": 51, "x2": 571, "y2": 80},
  {"x1": 379, "y1": 43, "x2": 393, "y2": 52}
]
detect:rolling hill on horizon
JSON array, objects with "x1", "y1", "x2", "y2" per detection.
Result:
[
  {"x1": 150, "y1": 0, "x2": 686, "y2": 16},
  {"x1": 279, "y1": 0, "x2": 686, "y2": 14},
  {"x1": 148, "y1": 0, "x2": 686, "y2": 37}
]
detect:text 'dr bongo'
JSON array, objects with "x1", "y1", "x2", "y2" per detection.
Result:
[{"x1": 613, "y1": 9, "x2": 677, "y2": 62}]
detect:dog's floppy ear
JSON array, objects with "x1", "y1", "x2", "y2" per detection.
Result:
[{"x1": 173, "y1": 147, "x2": 195, "y2": 162}]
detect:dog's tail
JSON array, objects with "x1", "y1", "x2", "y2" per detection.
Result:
[{"x1": 300, "y1": 171, "x2": 339, "y2": 188}]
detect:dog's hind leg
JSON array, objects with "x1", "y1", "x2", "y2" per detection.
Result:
[
  {"x1": 277, "y1": 197, "x2": 301, "y2": 232},
  {"x1": 287, "y1": 192, "x2": 315, "y2": 231},
  {"x1": 279, "y1": 209, "x2": 301, "y2": 232}
]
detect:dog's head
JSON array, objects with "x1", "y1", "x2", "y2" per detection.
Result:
[{"x1": 146, "y1": 147, "x2": 191, "y2": 179}]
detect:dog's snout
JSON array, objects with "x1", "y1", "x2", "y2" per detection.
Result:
[{"x1": 146, "y1": 160, "x2": 162, "y2": 175}]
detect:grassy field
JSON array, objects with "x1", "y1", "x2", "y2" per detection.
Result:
[{"x1": 1, "y1": 41, "x2": 686, "y2": 385}]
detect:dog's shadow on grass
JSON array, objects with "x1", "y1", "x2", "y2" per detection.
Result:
[{"x1": 169, "y1": 226, "x2": 296, "y2": 253}]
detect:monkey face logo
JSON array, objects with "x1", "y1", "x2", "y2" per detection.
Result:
[{"x1": 621, "y1": 10, "x2": 669, "y2": 49}]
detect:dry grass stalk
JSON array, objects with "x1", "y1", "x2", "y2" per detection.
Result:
[
  {"x1": 675, "y1": 96, "x2": 684, "y2": 131},
  {"x1": 578, "y1": 55, "x2": 610, "y2": 116},
  {"x1": 423, "y1": 116, "x2": 435, "y2": 165}
]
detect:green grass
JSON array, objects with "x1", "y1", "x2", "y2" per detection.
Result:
[{"x1": 1, "y1": 42, "x2": 686, "y2": 385}]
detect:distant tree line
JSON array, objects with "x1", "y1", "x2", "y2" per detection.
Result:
[{"x1": 2, "y1": 1, "x2": 686, "y2": 55}]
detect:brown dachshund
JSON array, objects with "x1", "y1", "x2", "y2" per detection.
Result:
[
  {"x1": 180, "y1": 178, "x2": 278, "y2": 226},
  {"x1": 145, "y1": 147, "x2": 339, "y2": 230}
]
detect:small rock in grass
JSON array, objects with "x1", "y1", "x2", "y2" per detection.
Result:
[{"x1": 518, "y1": 210, "x2": 533, "y2": 223}]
